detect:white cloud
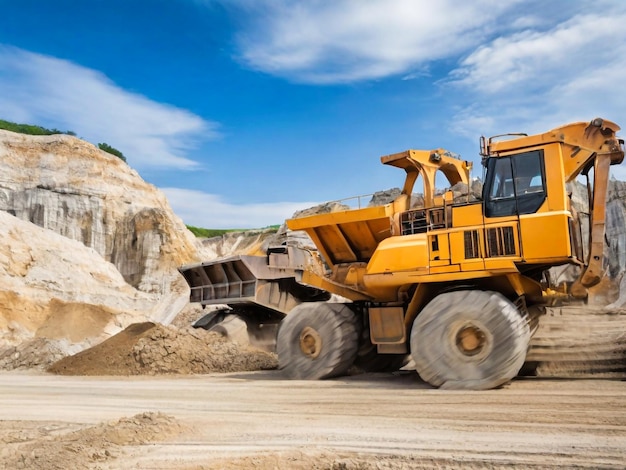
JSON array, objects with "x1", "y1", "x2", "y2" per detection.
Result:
[
  {"x1": 231, "y1": 0, "x2": 522, "y2": 84},
  {"x1": 446, "y1": 6, "x2": 626, "y2": 178},
  {"x1": 0, "y1": 46, "x2": 219, "y2": 169},
  {"x1": 162, "y1": 187, "x2": 318, "y2": 228},
  {"x1": 450, "y1": 13, "x2": 626, "y2": 96},
  {"x1": 223, "y1": 0, "x2": 626, "y2": 175}
]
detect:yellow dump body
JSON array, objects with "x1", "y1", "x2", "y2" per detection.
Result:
[
  {"x1": 287, "y1": 204, "x2": 393, "y2": 267},
  {"x1": 287, "y1": 149, "x2": 472, "y2": 269}
]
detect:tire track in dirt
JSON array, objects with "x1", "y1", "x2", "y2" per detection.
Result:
[{"x1": 1, "y1": 373, "x2": 624, "y2": 469}]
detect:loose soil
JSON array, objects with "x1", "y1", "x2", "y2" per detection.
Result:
[
  {"x1": 0, "y1": 305, "x2": 625, "y2": 468},
  {"x1": 48, "y1": 322, "x2": 277, "y2": 376},
  {"x1": 0, "y1": 411, "x2": 186, "y2": 470},
  {"x1": 525, "y1": 306, "x2": 626, "y2": 378},
  {"x1": 0, "y1": 373, "x2": 624, "y2": 469}
]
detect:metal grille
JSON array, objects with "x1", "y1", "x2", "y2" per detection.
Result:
[
  {"x1": 400, "y1": 207, "x2": 450, "y2": 235},
  {"x1": 429, "y1": 208, "x2": 446, "y2": 229},
  {"x1": 486, "y1": 226, "x2": 516, "y2": 257},
  {"x1": 464, "y1": 230, "x2": 480, "y2": 259},
  {"x1": 400, "y1": 210, "x2": 427, "y2": 235}
]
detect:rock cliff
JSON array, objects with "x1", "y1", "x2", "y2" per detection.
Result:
[
  {"x1": 0, "y1": 130, "x2": 201, "y2": 353},
  {"x1": 603, "y1": 178, "x2": 626, "y2": 306},
  {"x1": 0, "y1": 211, "x2": 155, "y2": 348},
  {"x1": 0, "y1": 130, "x2": 200, "y2": 292}
]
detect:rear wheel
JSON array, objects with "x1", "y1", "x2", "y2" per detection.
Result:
[
  {"x1": 410, "y1": 290, "x2": 530, "y2": 390},
  {"x1": 277, "y1": 302, "x2": 359, "y2": 379}
]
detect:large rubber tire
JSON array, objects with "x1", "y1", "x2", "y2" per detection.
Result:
[
  {"x1": 277, "y1": 302, "x2": 359, "y2": 380},
  {"x1": 410, "y1": 290, "x2": 530, "y2": 390}
]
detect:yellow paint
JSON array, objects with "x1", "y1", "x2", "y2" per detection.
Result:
[
  {"x1": 519, "y1": 212, "x2": 571, "y2": 260},
  {"x1": 367, "y1": 234, "x2": 429, "y2": 274},
  {"x1": 450, "y1": 203, "x2": 483, "y2": 227}
]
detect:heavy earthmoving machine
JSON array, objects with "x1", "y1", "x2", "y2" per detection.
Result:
[{"x1": 180, "y1": 118, "x2": 624, "y2": 390}]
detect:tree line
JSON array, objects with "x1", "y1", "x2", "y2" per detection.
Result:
[{"x1": 0, "y1": 118, "x2": 126, "y2": 162}]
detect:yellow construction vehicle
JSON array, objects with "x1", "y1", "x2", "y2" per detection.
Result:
[{"x1": 180, "y1": 118, "x2": 624, "y2": 390}]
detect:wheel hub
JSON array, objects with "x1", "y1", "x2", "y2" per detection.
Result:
[
  {"x1": 299, "y1": 326, "x2": 322, "y2": 359},
  {"x1": 455, "y1": 325, "x2": 486, "y2": 356}
]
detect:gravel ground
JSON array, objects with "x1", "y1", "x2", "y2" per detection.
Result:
[{"x1": 1, "y1": 371, "x2": 625, "y2": 469}]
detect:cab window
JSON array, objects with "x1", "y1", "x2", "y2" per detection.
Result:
[{"x1": 484, "y1": 150, "x2": 546, "y2": 217}]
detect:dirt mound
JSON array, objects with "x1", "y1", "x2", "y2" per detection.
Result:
[
  {"x1": 48, "y1": 322, "x2": 278, "y2": 376},
  {"x1": 34, "y1": 299, "x2": 116, "y2": 342},
  {"x1": 170, "y1": 302, "x2": 209, "y2": 329},
  {"x1": 0, "y1": 411, "x2": 185, "y2": 470}
]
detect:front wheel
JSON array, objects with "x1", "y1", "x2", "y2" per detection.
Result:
[
  {"x1": 410, "y1": 290, "x2": 530, "y2": 390},
  {"x1": 277, "y1": 302, "x2": 359, "y2": 379}
]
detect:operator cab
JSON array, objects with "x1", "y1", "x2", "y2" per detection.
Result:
[{"x1": 482, "y1": 150, "x2": 547, "y2": 218}]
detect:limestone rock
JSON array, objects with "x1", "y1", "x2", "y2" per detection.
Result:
[
  {"x1": 0, "y1": 130, "x2": 200, "y2": 293},
  {"x1": 197, "y1": 229, "x2": 279, "y2": 259},
  {"x1": 368, "y1": 188, "x2": 401, "y2": 206},
  {"x1": 0, "y1": 130, "x2": 202, "y2": 355},
  {"x1": 0, "y1": 211, "x2": 159, "y2": 351},
  {"x1": 291, "y1": 201, "x2": 351, "y2": 219}
]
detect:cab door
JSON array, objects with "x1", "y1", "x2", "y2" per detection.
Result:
[{"x1": 482, "y1": 150, "x2": 548, "y2": 264}]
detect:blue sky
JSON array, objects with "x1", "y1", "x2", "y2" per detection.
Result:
[{"x1": 1, "y1": 0, "x2": 625, "y2": 228}]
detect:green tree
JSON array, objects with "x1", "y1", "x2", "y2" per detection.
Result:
[
  {"x1": 1, "y1": 118, "x2": 131, "y2": 165},
  {"x1": 98, "y1": 142, "x2": 126, "y2": 162},
  {"x1": 186, "y1": 225, "x2": 231, "y2": 238},
  {"x1": 0, "y1": 118, "x2": 77, "y2": 136}
]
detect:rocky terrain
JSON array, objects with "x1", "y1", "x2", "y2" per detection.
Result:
[
  {"x1": 0, "y1": 130, "x2": 287, "y2": 373},
  {"x1": 0, "y1": 130, "x2": 200, "y2": 291},
  {"x1": 0, "y1": 130, "x2": 203, "y2": 358},
  {"x1": 195, "y1": 228, "x2": 280, "y2": 259}
]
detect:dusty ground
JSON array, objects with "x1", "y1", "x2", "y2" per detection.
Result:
[
  {"x1": 0, "y1": 305, "x2": 624, "y2": 468},
  {"x1": 0, "y1": 371, "x2": 625, "y2": 469}
]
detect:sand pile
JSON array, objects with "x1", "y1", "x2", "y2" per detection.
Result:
[
  {"x1": 0, "y1": 412, "x2": 185, "y2": 470},
  {"x1": 48, "y1": 322, "x2": 278, "y2": 376}
]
